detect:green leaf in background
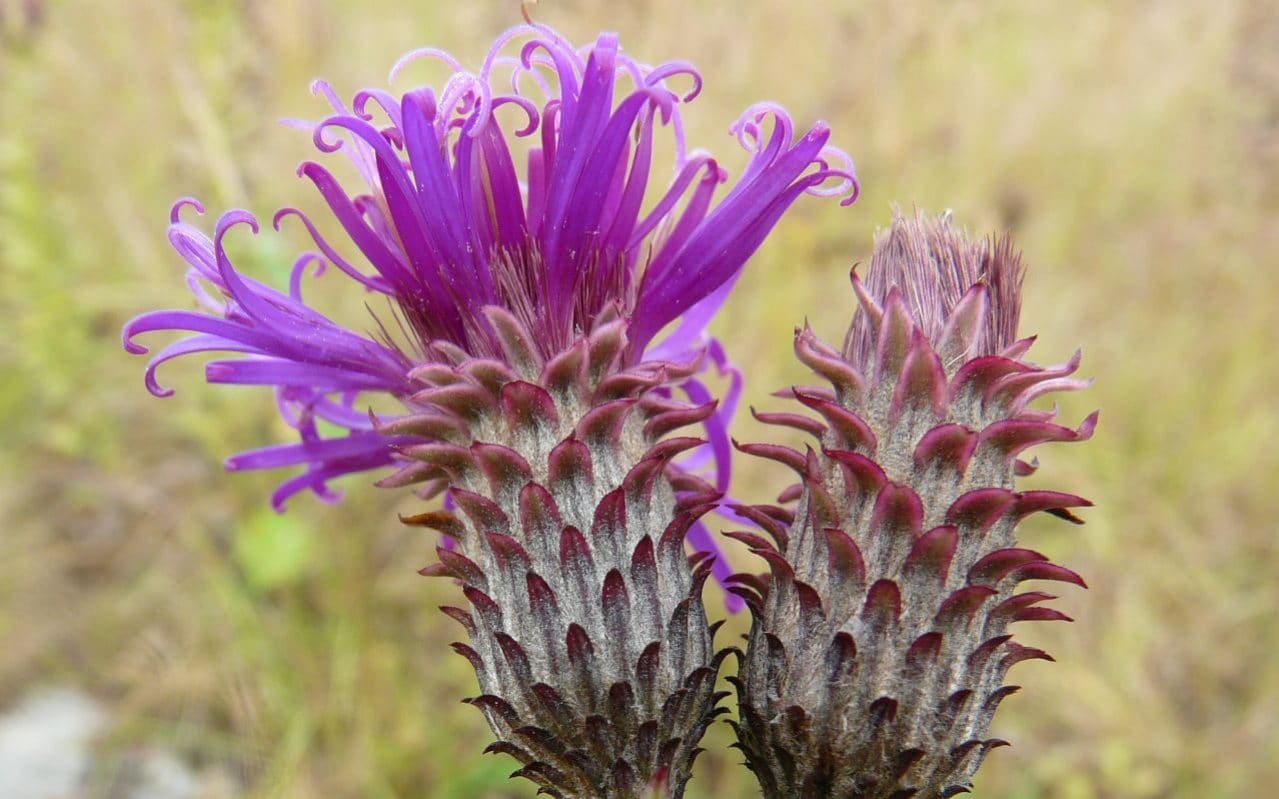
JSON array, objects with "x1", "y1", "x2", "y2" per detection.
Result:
[
  {"x1": 432, "y1": 752, "x2": 519, "y2": 799},
  {"x1": 233, "y1": 509, "x2": 314, "y2": 591}
]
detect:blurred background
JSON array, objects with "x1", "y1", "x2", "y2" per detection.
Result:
[{"x1": 2, "y1": 0, "x2": 1277, "y2": 797}]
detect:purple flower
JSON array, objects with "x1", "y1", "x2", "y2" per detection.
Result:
[
  {"x1": 121, "y1": 26, "x2": 859, "y2": 795},
  {"x1": 122, "y1": 24, "x2": 857, "y2": 512}
]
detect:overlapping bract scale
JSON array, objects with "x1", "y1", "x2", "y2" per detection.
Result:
[{"x1": 410, "y1": 308, "x2": 730, "y2": 798}]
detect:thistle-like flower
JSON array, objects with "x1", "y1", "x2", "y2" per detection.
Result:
[
  {"x1": 122, "y1": 25, "x2": 857, "y2": 798},
  {"x1": 730, "y1": 212, "x2": 1095, "y2": 798}
]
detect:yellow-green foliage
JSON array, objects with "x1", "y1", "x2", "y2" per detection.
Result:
[{"x1": 2, "y1": 1, "x2": 1277, "y2": 797}]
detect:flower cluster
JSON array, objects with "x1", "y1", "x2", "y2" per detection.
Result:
[{"x1": 124, "y1": 24, "x2": 1094, "y2": 799}]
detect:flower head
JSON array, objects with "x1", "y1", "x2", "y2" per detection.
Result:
[
  {"x1": 731, "y1": 211, "x2": 1095, "y2": 798},
  {"x1": 122, "y1": 26, "x2": 859, "y2": 796},
  {"x1": 123, "y1": 24, "x2": 856, "y2": 511}
]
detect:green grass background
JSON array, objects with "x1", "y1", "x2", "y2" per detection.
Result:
[{"x1": 2, "y1": 0, "x2": 1278, "y2": 797}]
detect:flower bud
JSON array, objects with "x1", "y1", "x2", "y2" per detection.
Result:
[{"x1": 731, "y1": 212, "x2": 1096, "y2": 798}]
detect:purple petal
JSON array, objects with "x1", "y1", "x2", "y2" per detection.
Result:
[
  {"x1": 226, "y1": 430, "x2": 411, "y2": 471},
  {"x1": 686, "y1": 518, "x2": 743, "y2": 613}
]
